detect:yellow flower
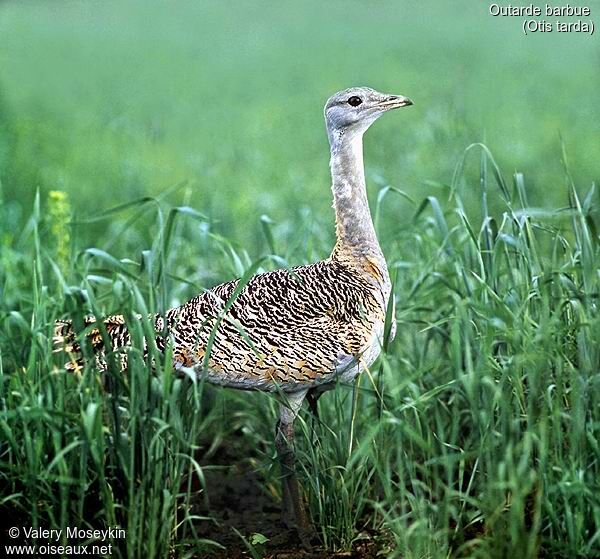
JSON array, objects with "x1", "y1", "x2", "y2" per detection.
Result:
[{"x1": 48, "y1": 190, "x2": 71, "y2": 274}]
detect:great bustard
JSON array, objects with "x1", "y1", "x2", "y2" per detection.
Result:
[{"x1": 54, "y1": 86, "x2": 413, "y2": 543}]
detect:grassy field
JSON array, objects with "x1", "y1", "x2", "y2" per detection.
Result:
[{"x1": 1, "y1": 1, "x2": 599, "y2": 557}]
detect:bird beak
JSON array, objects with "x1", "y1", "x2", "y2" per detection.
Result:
[{"x1": 378, "y1": 95, "x2": 413, "y2": 110}]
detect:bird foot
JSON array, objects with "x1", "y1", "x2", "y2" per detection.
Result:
[
  {"x1": 282, "y1": 513, "x2": 318, "y2": 550},
  {"x1": 297, "y1": 526, "x2": 319, "y2": 551}
]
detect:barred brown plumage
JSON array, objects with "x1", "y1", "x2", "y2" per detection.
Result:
[
  {"x1": 53, "y1": 259, "x2": 383, "y2": 387},
  {"x1": 53, "y1": 86, "x2": 413, "y2": 546}
]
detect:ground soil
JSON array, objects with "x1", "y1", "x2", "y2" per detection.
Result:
[{"x1": 191, "y1": 435, "x2": 388, "y2": 559}]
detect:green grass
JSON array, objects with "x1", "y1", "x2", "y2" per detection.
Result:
[
  {"x1": 1, "y1": 1, "x2": 599, "y2": 557},
  {"x1": 1, "y1": 144, "x2": 599, "y2": 557}
]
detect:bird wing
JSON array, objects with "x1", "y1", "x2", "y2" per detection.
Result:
[
  {"x1": 54, "y1": 260, "x2": 384, "y2": 389},
  {"x1": 166, "y1": 259, "x2": 384, "y2": 390}
]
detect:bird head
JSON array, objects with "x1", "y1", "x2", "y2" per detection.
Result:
[{"x1": 324, "y1": 86, "x2": 412, "y2": 146}]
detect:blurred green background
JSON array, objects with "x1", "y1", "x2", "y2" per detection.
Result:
[
  {"x1": 1, "y1": 0, "x2": 598, "y2": 259},
  {"x1": 1, "y1": 4, "x2": 599, "y2": 557}
]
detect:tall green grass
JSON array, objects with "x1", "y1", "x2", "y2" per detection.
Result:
[
  {"x1": 287, "y1": 146, "x2": 600, "y2": 558},
  {"x1": 1, "y1": 142, "x2": 598, "y2": 558}
]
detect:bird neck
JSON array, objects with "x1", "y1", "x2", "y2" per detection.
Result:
[{"x1": 328, "y1": 131, "x2": 382, "y2": 264}]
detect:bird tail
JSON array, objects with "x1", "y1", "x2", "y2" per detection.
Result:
[{"x1": 53, "y1": 315, "x2": 132, "y2": 372}]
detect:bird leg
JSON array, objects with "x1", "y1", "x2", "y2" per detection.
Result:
[
  {"x1": 275, "y1": 389, "x2": 314, "y2": 547},
  {"x1": 306, "y1": 389, "x2": 322, "y2": 421},
  {"x1": 306, "y1": 388, "x2": 323, "y2": 446}
]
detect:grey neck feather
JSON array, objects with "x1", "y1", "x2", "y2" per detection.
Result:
[{"x1": 328, "y1": 129, "x2": 382, "y2": 258}]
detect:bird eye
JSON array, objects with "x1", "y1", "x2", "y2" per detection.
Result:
[{"x1": 347, "y1": 96, "x2": 362, "y2": 107}]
